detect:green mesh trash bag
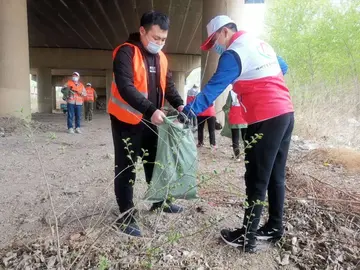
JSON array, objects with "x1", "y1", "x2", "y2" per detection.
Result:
[{"x1": 145, "y1": 116, "x2": 198, "y2": 202}]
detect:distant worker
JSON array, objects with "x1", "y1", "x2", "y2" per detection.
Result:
[
  {"x1": 62, "y1": 72, "x2": 86, "y2": 134},
  {"x1": 108, "y1": 11, "x2": 185, "y2": 237},
  {"x1": 183, "y1": 16, "x2": 294, "y2": 252},
  {"x1": 186, "y1": 83, "x2": 217, "y2": 148},
  {"x1": 84, "y1": 83, "x2": 97, "y2": 122},
  {"x1": 221, "y1": 89, "x2": 247, "y2": 161}
]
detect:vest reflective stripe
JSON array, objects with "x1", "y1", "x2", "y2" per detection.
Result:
[
  {"x1": 108, "y1": 42, "x2": 168, "y2": 124},
  {"x1": 110, "y1": 91, "x2": 148, "y2": 115}
]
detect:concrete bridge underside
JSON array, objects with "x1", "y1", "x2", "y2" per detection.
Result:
[{"x1": 0, "y1": 0, "x2": 246, "y2": 123}]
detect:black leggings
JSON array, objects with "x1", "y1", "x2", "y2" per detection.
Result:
[
  {"x1": 231, "y1": 128, "x2": 240, "y2": 158},
  {"x1": 197, "y1": 116, "x2": 216, "y2": 146}
]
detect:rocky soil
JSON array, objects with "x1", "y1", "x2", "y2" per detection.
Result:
[{"x1": 0, "y1": 113, "x2": 359, "y2": 269}]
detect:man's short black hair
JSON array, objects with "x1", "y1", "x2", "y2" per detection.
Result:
[
  {"x1": 218, "y1": 23, "x2": 238, "y2": 32},
  {"x1": 140, "y1": 11, "x2": 170, "y2": 31}
]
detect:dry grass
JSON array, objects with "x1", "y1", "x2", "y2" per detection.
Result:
[
  {"x1": 291, "y1": 80, "x2": 360, "y2": 148},
  {"x1": 306, "y1": 147, "x2": 360, "y2": 173}
]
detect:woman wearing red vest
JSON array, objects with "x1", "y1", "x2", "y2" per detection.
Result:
[
  {"x1": 183, "y1": 16, "x2": 294, "y2": 252},
  {"x1": 222, "y1": 89, "x2": 248, "y2": 161},
  {"x1": 186, "y1": 84, "x2": 216, "y2": 148},
  {"x1": 109, "y1": 11, "x2": 185, "y2": 237}
]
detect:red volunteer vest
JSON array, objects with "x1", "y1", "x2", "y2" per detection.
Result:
[{"x1": 229, "y1": 32, "x2": 294, "y2": 125}]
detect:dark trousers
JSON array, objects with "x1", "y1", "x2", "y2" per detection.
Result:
[
  {"x1": 231, "y1": 128, "x2": 241, "y2": 158},
  {"x1": 111, "y1": 118, "x2": 158, "y2": 214},
  {"x1": 84, "y1": 101, "x2": 94, "y2": 121},
  {"x1": 67, "y1": 104, "x2": 82, "y2": 129},
  {"x1": 242, "y1": 112, "x2": 294, "y2": 232},
  {"x1": 197, "y1": 116, "x2": 216, "y2": 146}
]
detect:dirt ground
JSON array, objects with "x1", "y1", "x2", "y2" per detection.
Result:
[{"x1": 0, "y1": 112, "x2": 359, "y2": 269}]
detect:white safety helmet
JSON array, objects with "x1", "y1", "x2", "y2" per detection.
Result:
[{"x1": 86, "y1": 83, "x2": 91, "y2": 86}]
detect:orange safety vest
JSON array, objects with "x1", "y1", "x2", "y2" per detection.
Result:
[
  {"x1": 108, "y1": 43, "x2": 168, "y2": 124},
  {"x1": 67, "y1": 80, "x2": 85, "y2": 105},
  {"x1": 85, "y1": 87, "x2": 95, "y2": 102}
]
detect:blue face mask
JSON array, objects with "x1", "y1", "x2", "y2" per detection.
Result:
[
  {"x1": 146, "y1": 39, "x2": 164, "y2": 54},
  {"x1": 147, "y1": 41, "x2": 164, "y2": 54},
  {"x1": 213, "y1": 42, "x2": 226, "y2": 55}
]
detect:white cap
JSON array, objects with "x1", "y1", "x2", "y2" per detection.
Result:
[
  {"x1": 72, "y1": 71, "x2": 80, "y2": 77},
  {"x1": 201, "y1": 15, "x2": 236, "y2": 50},
  {"x1": 86, "y1": 83, "x2": 91, "y2": 86}
]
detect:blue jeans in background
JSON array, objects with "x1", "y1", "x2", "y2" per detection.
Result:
[{"x1": 67, "y1": 103, "x2": 82, "y2": 129}]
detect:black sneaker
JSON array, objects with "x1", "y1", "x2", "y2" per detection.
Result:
[
  {"x1": 115, "y1": 215, "x2": 141, "y2": 237},
  {"x1": 149, "y1": 201, "x2": 184, "y2": 213},
  {"x1": 256, "y1": 223, "x2": 284, "y2": 242},
  {"x1": 220, "y1": 227, "x2": 256, "y2": 253}
]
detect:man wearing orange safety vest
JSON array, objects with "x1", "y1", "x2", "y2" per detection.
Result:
[
  {"x1": 84, "y1": 83, "x2": 97, "y2": 122},
  {"x1": 63, "y1": 72, "x2": 86, "y2": 134},
  {"x1": 108, "y1": 11, "x2": 185, "y2": 237}
]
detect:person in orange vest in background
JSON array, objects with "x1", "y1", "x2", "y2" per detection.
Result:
[
  {"x1": 108, "y1": 11, "x2": 185, "y2": 237},
  {"x1": 84, "y1": 83, "x2": 97, "y2": 122},
  {"x1": 63, "y1": 72, "x2": 87, "y2": 134},
  {"x1": 186, "y1": 83, "x2": 217, "y2": 148}
]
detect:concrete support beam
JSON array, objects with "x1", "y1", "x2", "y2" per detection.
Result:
[
  {"x1": 29, "y1": 48, "x2": 201, "y2": 73},
  {"x1": 201, "y1": 0, "x2": 245, "y2": 125},
  {"x1": 52, "y1": 86, "x2": 56, "y2": 110},
  {"x1": 51, "y1": 69, "x2": 106, "y2": 77},
  {"x1": 0, "y1": 0, "x2": 31, "y2": 117},
  {"x1": 106, "y1": 70, "x2": 112, "y2": 113},
  {"x1": 52, "y1": 76, "x2": 106, "y2": 88},
  {"x1": 172, "y1": 71, "x2": 186, "y2": 102},
  {"x1": 37, "y1": 68, "x2": 52, "y2": 113}
]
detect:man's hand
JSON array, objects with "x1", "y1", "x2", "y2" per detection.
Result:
[
  {"x1": 177, "y1": 105, "x2": 184, "y2": 112},
  {"x1": 151, "y1": 109, "x2": 166, "y2": 125}
]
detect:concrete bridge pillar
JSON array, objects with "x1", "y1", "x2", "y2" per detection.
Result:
[
  {"x1": 172, "y1": 71, "x2": 186, "y2": 102},
  {"x1": 0, "y1": 0, "x2": 31, "y2": 117},
  {"x1": 53, "y1": 86, "x2": 57, "y2": 110},
  {"x1": 37, "y1": 68, "x2": 52, "y2": 113}
]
